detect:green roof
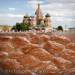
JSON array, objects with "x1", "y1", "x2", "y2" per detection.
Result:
[{"x1": 45, "y1": 13, "x2": 50, "y2": 17}]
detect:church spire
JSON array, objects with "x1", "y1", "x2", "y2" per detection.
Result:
[
  {"x1": 35, "y1": 3, "x2": 43, "y2": 25},
  {"x1": 38, "y1": 3, "x2": 40, "y2": 9},
  {"x1": 35, "y1": 3, "x2": 43, "y2": 18}
]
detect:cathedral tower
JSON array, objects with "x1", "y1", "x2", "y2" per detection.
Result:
[
  {"x1": 44, "y1": 13, "x2": 51, "y2": 27},
  {"x1": 35, "y1": 3, "x2": 43, "y2": 25}
]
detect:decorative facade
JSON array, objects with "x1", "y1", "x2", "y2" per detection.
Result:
[{"x1": 23, "y1": 3, "x2": 51, "y2": 28}]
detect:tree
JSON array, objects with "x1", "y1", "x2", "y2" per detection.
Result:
[
  {"x1": 2, "y1": 25, "x2": 9, "y2": 31},
  {"x1": 11, "y1": 25, "x2": 16, "y2": 31},
  {"x1": 16, "y1": 23, "x2": 22, "y2": 31},
  {"x1": 20, "y1": 23, "x2": 30, "y2": 31},
  {"x1": 11, "y1": 23, "x2": 30, "y2": 32},
  {"x1": 57, "y1": 26, "x2": 63, "y2": 31}
]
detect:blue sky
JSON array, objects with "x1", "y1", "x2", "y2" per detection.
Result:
[{"x1": 0, "y1": 0, "x2": 75, "y2": 29}]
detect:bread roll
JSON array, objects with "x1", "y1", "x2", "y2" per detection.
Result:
[
  {"x1": 60, "y1": 49, "x2": 75, "y2": 63},
  {"x1": 28, "y1": 48, "x2": 53, "y2": 61},
  {"x1": 21, "y1": 44, "x2": 53, "y2": 61},
  {"x1": 62, "y1": 68, "x2": 75, "y2": 75},
  {"x1": 11, "y1": 37, "x2": 30, "y2": 49},
  {"x1": 40, "y1": 34, "x2": 50, "y2": 42},
  {"x1": 0, "y1": 36, "x2": 12, "y2": 43},
  {"x1": 66, "y1": 43, "x2": 75, "y2": 50},
  {"x1": 20, "y1": 44, "x2": 41, "y2": 54},
  {"x1": 0, "y1": 51, "x2": 9, "y2": 61},
  {"x1": 9, "y1": 50, "x2": 25, "y2": 60},
  {"x1": 52, "y1": 57, "x2": 73, "y2": 70},
  {"x1": 30, "y1": 35, "x2": 40, "y2": 44},
  {"x1": 50, "y1": 35, "x2": 71, "y2": 45},
  {"x1": 43, "y1": 41, "x2": 65, "y2": 56},
  {"x1": 0, "y1": 42, "x2": 14, "y2": 52},
  {"x1": 32, "y1": 61, "x2": 60, "y2": 75},
  {"x1": 0, "y1": 58, "x2": 24, "y2": 70},
  {"x1": 17, "y1": 54, "x2": 41, "y2": 69}
]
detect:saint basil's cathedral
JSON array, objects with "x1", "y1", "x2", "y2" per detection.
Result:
[{"x1": 23, "y1": 3, "x2": 51, "y2": 29}]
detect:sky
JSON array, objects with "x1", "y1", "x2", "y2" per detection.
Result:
[{"x1": 0, "y1": 0, "x2": 75, "y2": 29}]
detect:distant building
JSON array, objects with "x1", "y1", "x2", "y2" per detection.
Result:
[{"x1": 23, "y1": 3, "x2": 51, "y2": 29}]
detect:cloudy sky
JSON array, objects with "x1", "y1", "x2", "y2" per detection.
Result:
[{"x1": 0, "y1": 0, "x2": 75, "y2": 28}]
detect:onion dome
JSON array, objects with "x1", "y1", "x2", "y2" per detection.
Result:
[
  {"x1": 45, "y1": 13, "x2": 51, "y2": 17},
  {"x1": 24, "y1": 15, "x2": 29, "y2": 18}
]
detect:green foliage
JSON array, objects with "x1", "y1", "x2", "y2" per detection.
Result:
[
  {"x1": 57, "y1": 26, "x2": 63, "y2": 31},
  {"x1": 16, "y1": 23, "x2": 22, "y2": 31},
  {"x1": 2, "y1": 25, "x2": 9, "y2": 31},
  {"x1": 21, "y1": 23, "x2": 30, "y2": 31},
  {"x1": 12, "y1": 23, "x2": 30, "y2": 31},
  {"x1": 12, "y1": 26, "x2": 16, "y2": 30}
]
